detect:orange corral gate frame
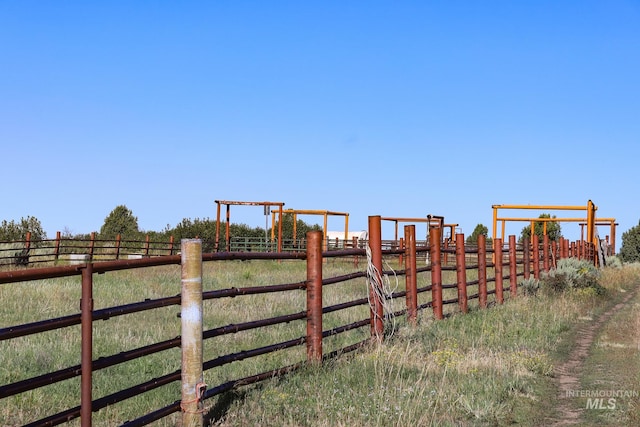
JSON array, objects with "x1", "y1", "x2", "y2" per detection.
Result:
[
  {"x1": 272, "y1": 209, "x2": 350, "y2": 249},
  {"x1": 381, "y1": 215, "x2": 458, "y2": 243},
  {"x1": 214, "y1": 200, "x2": 285, "y2": 252},
  {"x1": 491, "y1": 201, "x2": 616, "y2": 253}
]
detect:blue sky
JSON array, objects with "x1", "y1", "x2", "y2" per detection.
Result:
[{"x1": 1, "y1": 1, "x2": 638, "y2": 249}]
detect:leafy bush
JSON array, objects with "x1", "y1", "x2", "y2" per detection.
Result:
[{"x1": 519, "y1": 213, "x2": 562, "y2": 243}]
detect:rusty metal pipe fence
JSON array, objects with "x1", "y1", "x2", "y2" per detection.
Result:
[
  {"x1": 0, "y1": 217, "x2": 598, "y2": 426},
  {"x1": 0, "y1": 234, "x2": 423, "y2": 268}
]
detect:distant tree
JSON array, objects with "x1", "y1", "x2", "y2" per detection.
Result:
[
  {"x1": 164, "y1": 215, "x2": 324, "y2": 252},
  {"x1": 619, "y1": 220, "x2": 640, "y2": 263},
  {"x1": 61, "y1": 226, "x2": 74, "y2": 238},
  {"x1": 100, "y1": 205, "x2": 140, "y2": 239},
  {"x1": 168, "y1": 217, "x2": 264, "y2": 252},
  {"x1": 0, "y1": 216, "x2": 47, "y2": 241},
  {"x1": 466, "y1": 224, "x2": 492, "y2": 246},
  {"x1": 519, "y1": 214, "x2": 562, "y2": 242}
]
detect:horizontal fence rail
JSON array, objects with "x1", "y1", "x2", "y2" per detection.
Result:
[
  {"x1": 0, "y1": 234, "x2": 600, "y2": 269},
  {"x1": 0, "y1": 216, "x2": 599, "y2": 426}
]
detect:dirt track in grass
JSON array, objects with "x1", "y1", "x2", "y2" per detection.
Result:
[{"x1": 546, "y1": 285, "x2": 639, "y2": 426}]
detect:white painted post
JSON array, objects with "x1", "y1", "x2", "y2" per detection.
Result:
[{"x1": 181, "y1": 239, "x2": 204, "y2": 426}]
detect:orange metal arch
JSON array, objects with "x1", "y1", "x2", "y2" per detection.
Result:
[
  {"x1": 490, "y1": 201, "x2": 617, "y2": 252},
  {"x1": 271, "y1": 209, "x2": 350, "y2": 249},
  {"x1": 381, "y1": 215, "x2": 458, "y2": 243},
  {"x1": 214, "y1": 200, "x2": 285, "y2": 252}
]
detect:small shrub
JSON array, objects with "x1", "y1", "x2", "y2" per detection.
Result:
[
  {"x1": 519, "y1": 277, "x2": 540, "y2": 296},
  {"x1": 13, "y1": 249, "x2": 29, "y2": 266},
  {"x1": 540, "y1": 258, "x2": 605, "y2": 295},
  {"x1": 604, "y1": 256, "x2": 622, "y2": 268},
  {"x1": 541, "y1": 272, "x2": 568, "y2": 294}
]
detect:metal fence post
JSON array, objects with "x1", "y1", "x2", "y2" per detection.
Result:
[
  {"x1": 367, "y1": 216, "x2": 384, "y2": 341},
  {"x1": 81, "y1": 263, "x2": 94, "y2": 427},
  {"x1": 523, "y1": 237, "x2": 531, "y2": 279},
  {"x1": 144, "y1": 235, "x2": 150, "y2": 257},
  {"x1": 25, "y1": 231, "x2": 31, "y2": 253},
  {"x1": 532, "y1": 235, "x2": 540, "y2": 279},
  {"x1": 115, "y1": 234, "x2": 121, "y2": 260},
  {"x1": 543, "y1": 234, "x2": 550, "y2": 272},
  {"x1": 54, "y1": 231, "x2": 61, "y2": 262},
  {"x1": 509, "y1": 235, "x2": 517, "y2": 298},
  {"x1": 306, "y1": 231, "x2": 323, "y2": 363},
  {"x1": 478, "y1": 234, "x2": 487, "y2": 309},
  {"x1": 430, "y1": 227, "x2": 443, "y2": 320},
  {"x1": 455, "y1": 233, "x2": 468, "y2": 314},
  {"x1": 89, "y1": 232, "x2": 96, "y2": 261},
  {"x1": 404, "y1": 225, "x2": 418, "y2": 325},
  {"x1": 181, "y1": 239, "x2": 204, "y2": 427},
  {"x1": 494, "y1": 238, "x2": 504, "y2": 304},
  {"x1": 353, "y1": 237, "x2": 359, "y2": 268},
  {"x1": 169, "y1": 235, "x2": 175, "y2": 255}
]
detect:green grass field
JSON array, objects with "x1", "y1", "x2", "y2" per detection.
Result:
[{"x1": 2, "y1": 256, "x2": 638, "y2": 426}]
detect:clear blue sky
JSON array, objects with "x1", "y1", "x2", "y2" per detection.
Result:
[{"x1": 2, "y1": 1, "x2": 639, "y2": 249}]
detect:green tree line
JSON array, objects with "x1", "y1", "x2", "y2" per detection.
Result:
[
  {"x1": 0, "y1": 205, "x2": 321, "y2": 250},
  {"x1": 4, "y1": 207, "x2": 640, "y2": 261}
]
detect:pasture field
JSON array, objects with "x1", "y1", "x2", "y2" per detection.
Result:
[
  {"x1": 1, "y1": 256, "x2": 395, "y2": 425},
  {"x1": 2, "y1": 255, "x2": 637, "y2": 426},
  {"x1": 205, "y1": 261, "x2": 640, "y2": 427}
]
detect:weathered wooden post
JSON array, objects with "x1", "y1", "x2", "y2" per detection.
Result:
[
  {"x1": 404, "y1": 225, "x2": 418, "y2": 325},
  {"x1": 181, "y1": 239, "x2": 204, "y2": 427},
  {"x1": 368, "y1": 216, "x2": 385, "y2": 341},
  {"x1": 455, "y1": 233, "x2": 468, "y2": 313},
  {"x1": 306, "y1": 231, "x2": 323, "y2": 363},
  {"x1": 430, "y1": 227, "x2": 443, "y2": 319}
]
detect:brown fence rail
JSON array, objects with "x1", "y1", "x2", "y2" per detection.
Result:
[
  {"x1": 0, "y1": 216, "x2": 597, "y2": 426},
  {"x1": 0, "y1": 233, "x2": 415, "y2": 268},
  {"x1": 0, "y1": 232, "x2": 180, "y2": 267}
]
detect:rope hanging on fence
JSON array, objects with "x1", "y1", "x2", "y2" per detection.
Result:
[{"x1": 365, "y1": 244, "x2": 398, "y2": 337}]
